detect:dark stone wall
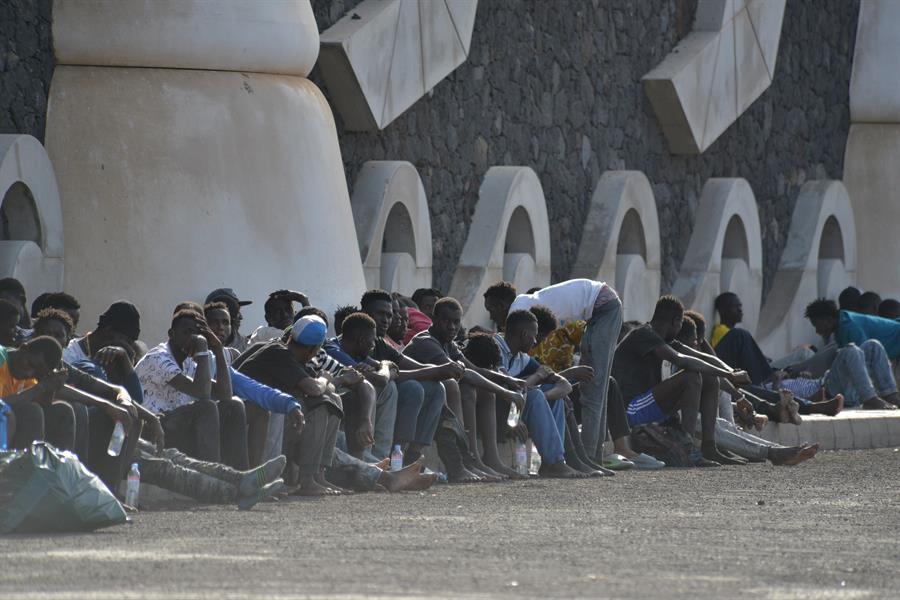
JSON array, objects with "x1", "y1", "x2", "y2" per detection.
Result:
[
  {"x1": 311, "y1": 0, "x2": 859, "y2": 299},
  {"x1": 0, "y1": 0, "x2": 53, "y2": 141}
]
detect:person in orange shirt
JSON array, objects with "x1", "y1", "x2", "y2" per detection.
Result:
[{"x1": 1, "y1": 336, "x2": 73, "y2": 450}]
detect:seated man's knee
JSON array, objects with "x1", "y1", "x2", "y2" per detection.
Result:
[
  {"x1": 699, "y1": 371, "x2": 719, "y2": 390},
  {"x1": 679, "y1": 370, "x2": 702, "y2": 390},
  {"x1": 11, "y1": 402, "x2": 44, "y2": 446},
  {"x1": 196, "y1": 398, "x2": 219, "y2": 418},
  {"x1": 860, "y1": 339, "x2": 886, "y2": 356},
  {"x1": 45, "y1": 400, "x2": 75, "y2": 423}
]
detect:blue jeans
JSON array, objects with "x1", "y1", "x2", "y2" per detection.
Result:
[
  {"x1": 522, "y1": 388, "x2": 566, "y2": 465},
  {"x1": 824, "y1": 340, "x2": 898, "y2": 407},
  {"x1": 394, "y1": 380, "x2": 445, "y2": 446},
  {"x1": 578, "y1": 296, "x2": 623, "y2": 461}
]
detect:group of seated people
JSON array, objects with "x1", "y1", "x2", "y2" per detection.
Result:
[{"x1": 1, "y1": 273, "x2": 897, "y2": 509}]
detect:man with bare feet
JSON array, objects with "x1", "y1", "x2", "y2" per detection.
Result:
[
  {"x1": 236, "y1": 315, "x2": 346, "y2": 496},
  {"x1": 404, "y1": 297, "x2": 526, "y2": 481},
  {"x1": 493, "y1": 310, "x2": 591, "y2": 478},
  {"x1": 612, "y1": 296, "x2": 753, "y2": 467},
  {"x1": 804, "y1": 299, "x2": 900, "y2": 409}
]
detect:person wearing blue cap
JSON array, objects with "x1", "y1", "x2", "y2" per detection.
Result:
[{"x1": 235, "y1": 315, "x2": 348, "y2": 496}]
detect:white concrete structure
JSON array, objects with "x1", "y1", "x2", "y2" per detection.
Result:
[
  {"x1": 0, "y1": 135, "x2": 64, "y2": 297},
  {"x1": 45, "y1": 67, "x2": 366, "y2": 340},
  {"x1": 351, "y1": 161, "x2": 433, "y2": 294},
  {"x1": 570, "y1": 171, "x2": 661, "y2": 322},
  {"x1": 757, "y1": 181, "x2": 857, "y2": 357},
  {"x1": 448, "y1": 167, "x2": 551, "y2": 328},
  {"x1": 53, "y1": 0, "x2": 320, "y2": 77},
  {"x1": 671, "y1": 178, "x2": 763, "y2": 333},
  {"x1": 643, "y1": 0, "x2": 786, "y2": 154},
  {"x1": 319, "y1": 0, "x2": 479, "y2": 131},
  {"x1": 843, "y1": 0, "x2": 900, "y2": 300}
]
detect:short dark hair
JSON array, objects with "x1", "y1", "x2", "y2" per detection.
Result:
[
  {"x1": 714, "y1": 292, "x2": 738, "y2": 313},
  {"x1": 683, "y1": 310, "x2": 707, "y2": 338},
  {"x1": 859, "y1": 291, "x2": 882, "y2": 312},
  {"x1": 43, "y1": 292, "x2": 80, "y2": 312},
  {"x1": 838, "y1": 286, "x2": 861, "y2": 311},
  {"x1": 878, "y1": 298, "x2": 900, "y2": 319},
  {"x1": 171, "y1": 308, "x2": 203, "y2": 330},
  {"x1": 433, "y1": 297, "x2": 462, "y2": 318},
  {"x1": 483, "y1": 281, "x2": 517, "y2": 304},
  {"x1": 341, "y1": 312, "x2": 376, "y2": 338},
  {"x1": 98, "y1": 301, "x2": 142, "y2": 341},
  {"x1": 463, "y1": 332, "x2": 501, "y2": 369},
  {"x1": 264, "y1": 293, "x2": 292, "y2": 316},
  {"x1": 333, "y1": 305, "x2": 359, "y2": 336},
  {"x1": 30, "y1": 292, "x2": 51, "y2": 318},
  {"x1": 529, "y1": 305, "x2": 558, "y2": 336},
  {"x1": 677, "y1": 315, "x2": 697, "y2": 344},
  {"x1": 619, "y1": 320, "x2": 643, "y2": 342},
  {"x1": 20, "y1": 335, "x2": 62, "y2": 368},
  {"x1": 0, "y1": 298, "x2": 21, "y2": 322},
  {"x1": 203, "y1": 301, "x2": 230, "y2": 319},
  {"x1": 652, "y1": 295, "x2": 684, "y2": 322},
  {"x1": 411, "y1": 287, "x2": 442, "y2": 306},
  {"x1": 34, "y1": 308, "x2": 74, "y2": 335},
  {"x1": 804, "y1": 298, "x2": 839, "y2": 321},
  {"x1": 295, "y1": 306, "x2": 328, "y2": 326},
  {"x1": 360, "y1": 289, "x2": 392, "y2": 311},
  {"x1": 505, "y1": 309, "x2": 537, "y2": 333},
  {"x1": 0, "y1": 277, "x2": 26, "y2": 300},
  {"x1": 173, "y1": 301, "x2": 203, "y2": 315}
]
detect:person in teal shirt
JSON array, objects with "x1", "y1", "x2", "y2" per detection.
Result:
[{"x1": 805, "y1": 299, "x2": 900, "y2": 359}]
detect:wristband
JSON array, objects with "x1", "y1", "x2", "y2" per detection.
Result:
[{"x1": 193, "y1": 350, "x2": 213, "y2": 359}]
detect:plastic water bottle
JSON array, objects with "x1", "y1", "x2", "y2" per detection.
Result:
[
  {"x1": 107, "y1": 420, "x2": 125, "y2": 456},
  {"x1": 508, "y1": 403, "x2": 529, "y2": 475},
  {"x1": 390, "y1": 444, "x2": 403, "y2": 471},
  {"x1": 0, "y1": 400, "x2": 10, "y2": 450},
  {"x1": 125, "y1": 463, "x2": 140, "y2": 507}
]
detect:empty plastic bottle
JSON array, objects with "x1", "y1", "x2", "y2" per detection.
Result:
[
  {"x1": 125, "y1": 463, "x2": 140, "y2": 507},
  {"x1": 390, "y1": 444, "x2": 403, "y2": 471},
  {"x1": 107, "y1": 421, "x2": 125, "y2": 456},
  {"x1": 508, "y1": 403, "x2": 529, "y2": 475}
]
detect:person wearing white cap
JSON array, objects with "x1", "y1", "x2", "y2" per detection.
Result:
[{"x1": 235, "y1": 315, "x2": 348, "y2": 496}]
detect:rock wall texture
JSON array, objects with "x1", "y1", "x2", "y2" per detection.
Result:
[
  {"x1": 0, "y1": 0, "x2": 52, "y2": 141},
  {"x1": 312, "y1": 0, "x2": 859, "y2": 297}
]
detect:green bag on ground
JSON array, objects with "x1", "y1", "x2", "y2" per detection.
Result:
[{"x1": 0, "y1": 442, "x2": 127, "y2": 534}]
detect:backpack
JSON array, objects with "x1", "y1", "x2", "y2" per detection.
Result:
[{"x1": 629, "y1": 423, "x2": 693, "y2": 468}]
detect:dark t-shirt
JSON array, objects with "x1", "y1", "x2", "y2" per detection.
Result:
[
  {"x1": 611, "y1": 324, "x2": 668, "y2": 401},
  {"x1": 372, "y1": 337, "x2": 403, "y2": 363},
  {"x1": 235, "y1": 341, "x2": 312, "y2": 396},
  {"x1": 403, "y1": 330, "x2": 463, "y2": 364}
]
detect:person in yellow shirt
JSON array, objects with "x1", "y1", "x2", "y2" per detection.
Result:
[{"x1": 0, "y1": 336, "x2": 71, "y2": 449}]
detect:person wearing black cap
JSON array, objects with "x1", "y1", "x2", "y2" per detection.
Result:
[
  {"x1": 205, "y1": 288, "x2": 252, "y2": 352},
  {"x1": 63, "y1": 300, "x2": 142, "y2": 365}
]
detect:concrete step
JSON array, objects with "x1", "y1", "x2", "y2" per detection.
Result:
[{"x1": 755, "y1": 409, "x2": 900, "y2": 451}]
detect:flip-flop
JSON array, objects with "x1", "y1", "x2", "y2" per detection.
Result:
[
  {"x1": 630, "y1": 453, "x2": 666, "y2": 470},
  {"x1": 601, "y1": 453, "x2": 635, "y2": 471}
]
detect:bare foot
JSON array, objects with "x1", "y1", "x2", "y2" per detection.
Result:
[
  {"x1": 291, "y1": 478, "x2": 332, "y2": 497},
  {"x1": 538, "y1": 461, "x2": 590, "y2": 479},
  {"x1": 781, "y1": 443, "x2": 819, "y2": 466},
  {"x1": 754, "y1": 414, "x2": 769, "y2": 431},
  {"x1": 469, "y1": 465, "x2": 505, "y2": 482},
  {"x1": 779, "y1": 391, "x2": 802, "y2": 425},
  {"x1": 404, "y1": 472, "x2": 439, "y2": 492},
  {"x1": 807, "y1": 394, "x2": 844, "y2": 416},
  {"x1": 380, "y1": 458, "x2": 433, "y2": 492},
  {"x1": 862, "y1": 396, "x2": 897, "y2": 410},
  {"x1": 484, "y1": 460, "x2": 528, "y2": 480},
  {"x1": 375, "y1": 458, "x2": 390, "y2": 470},
  {"x1": 447, "y1": 466, "x2": 483, "y2": 484}
]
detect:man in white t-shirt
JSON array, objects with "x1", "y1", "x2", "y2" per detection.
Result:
[
  {"x1": 136, "y1": 309, "x2": 249, "y2": 469},
  {"x1": 500, "y1": 278, "x2": 622, "y2": 464}
]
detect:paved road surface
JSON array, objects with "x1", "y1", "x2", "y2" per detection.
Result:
[{"x1": 3, "y1": 449, "x2": 899, "y2": 599}]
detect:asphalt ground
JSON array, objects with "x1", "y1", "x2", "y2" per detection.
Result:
[{"x1": 2, "y1": 448, "x2": 900, "y2": 599}]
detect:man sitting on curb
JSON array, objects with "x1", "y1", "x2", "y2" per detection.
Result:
[{"x1": 612, "y1": 296, "x2": 752, "y2": 466}]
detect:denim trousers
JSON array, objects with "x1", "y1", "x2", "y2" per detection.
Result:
[
  {"x1": 522, "y1": 388, "x2": 566, "y2": 465},
  {"x1": 824, "y1": 340, "x2": 897, "y2": 407},
  {"x1": 578, "y1": 296, "x2": 623, "y2": 461}
]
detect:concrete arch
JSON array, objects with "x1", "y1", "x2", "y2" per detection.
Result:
[
  {"x1": 757, "y1": 180, "x2": 857, "y2": 357},
  {"x1": 53, "y1": 0, "x2": 320, "y2": 77},
  {"x1": 351, "y1": 161, "x2": 433, "y2": 295},
  {"x1": 571, "y1": 171, "x2": 661, "y2": 321},
  {"x1": 448, "y1": 166, "x2": 551, "y2": 328},
  {"x1": 671, "y1": 178, "x2": 763, "y2": 333},
  {"x1": 0, "y1": 135, "x2": 64, "y2": 296}
]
